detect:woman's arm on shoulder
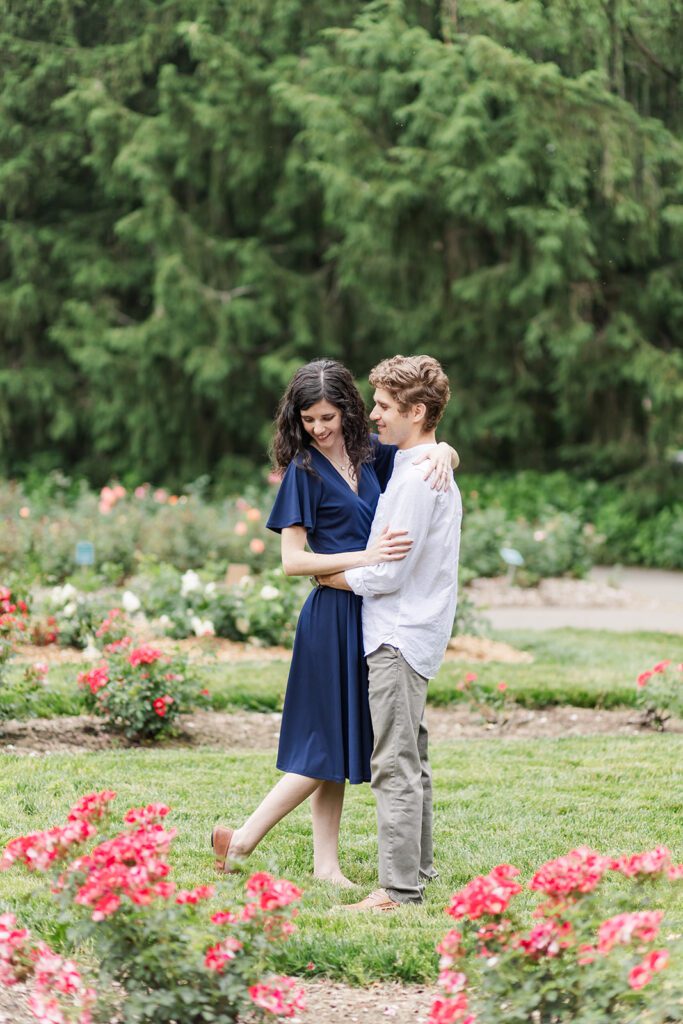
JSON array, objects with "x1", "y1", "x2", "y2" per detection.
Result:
[
  {"x1": 413, "y1": 442, "x2": 459, "y2": 490},
  {"x1": 280, "y1": 525, "x2": 412, "y2": 577}
]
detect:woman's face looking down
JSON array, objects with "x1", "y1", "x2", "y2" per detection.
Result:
[{"x1": 300, "y1": 400, "x2": 344, "y2": 452}]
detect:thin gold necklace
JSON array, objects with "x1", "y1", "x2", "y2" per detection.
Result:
[{"x1": 315, "y1": 444, "x2": 354, "y2": 478}]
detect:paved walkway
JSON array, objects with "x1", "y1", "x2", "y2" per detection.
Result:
[{"x1": 477, "y1": 566, "x2": 683, "y2": 634}]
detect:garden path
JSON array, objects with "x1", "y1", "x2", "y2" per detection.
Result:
[
  {"x1": 473, "y1": 566, "x2": 683, "y2": 633},
  {"x1": 0, "y1": 978, "x2": 437, "y2": 1024}
]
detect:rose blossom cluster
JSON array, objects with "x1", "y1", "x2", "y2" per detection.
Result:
[
  {"x1": 128, "y1": 644, "x2": 164, "y2": 667},
  {"x1": 447, "y1": 863, "x2": 522, "y2": 920},
  {"x1": 0, "y1": 912, "x2": 31, "y2": 986},
  {"x1": 597, "y1": 910, "x2": 664, "y2": 954},
  {"x1": 152, "y1": 694, "x2": 174, "y2": 717},
  {"x1": 514, "y1": 917, "x2": 573, "y2": 959},
  {"x1": 98, "y1": 483, "x2": 126, "y2": 514},
  {"x1": 429, "y1": 846, "x2": 682, "y2": 1022},
  {"x1": 64, "y1": 805, "x2": 177, "y2": 920},
  {"x1": 427, "y1": 976, "x2": 474, "y2": 1024},
  {"x1": 0, "y1": 586, "x2": 28, "y2": 628},
  {"x1": 77, "y1": 663, "x2": 109, "y2": 696},
  {"x1": 202, "y1": 871, "x2": 305, "y2": 1014},
  {"x1": 626, "y1": 948, "x2": 670, "y2": 990},
  {"x1": 529, "y1": 845, "x2": 613, "y2": 901},
  {"x1": 94, "y1": 607, "x2": 132, "y2": 650},
  {"x1": 613, "y1": 844, "x2": 683, "y2": 880},
  {"x1": 0, "y1": 914, "x2": 97, "y2": 1023},
  {"x1": 248, "y1": 976, "x2": 307, "y2": 1019},
  {"x1": 204, "y1": 871, "x2": 304, "y2": 957},
  {"x1": 0, "y1": 792, "x2": 117, "y2": 875},
  {"x1": 0, "y1": 819, "x2": 97, "y2": 874},
  {"x1": 0, "y1": 586, "x2": 28, "y2": 663},
  {"x1": 636, "y1": 659, "x2": 677, "y2": 687},
  {"x1": 28, "y1": 943, "x2": 98, "y2": 1024},
  {"x1": 635, "y1": 660, "x2": 683, "y2": 730}
]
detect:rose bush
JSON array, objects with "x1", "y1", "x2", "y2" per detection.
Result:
[
  {"x1": 429, "y1": 845, "x2": 683, "y2": 1024},
  {"x1": 0, "y1": 584, "x2": 28, "y2": 684},
  {"x1": 39, "y1": 585, "x2": 118, "y2": 650},
  {"x1": 231, "y1": 570, "x2": 308, "y2": 649},
  {"x1": 635, "y1": 660, "x2": 683, "y2": 730},
  {"x1": 453, "y1": 671, "x2": 512, "y2": 724},
  {"x1": 127, "y1": 562, "x2": 241, "y2": 641},
  {"x1": 459, "y1": 507, "x2": 600, "y2": 585},
  {"x1": 0, "y1": 792, "x2": 306, "y2": 1023},
  {"x1": 78, "y1": 634, "x2": 207, "y2": 739},
  {"x1": 130, "y1": 564, "x2": 307, "y2": 648}
]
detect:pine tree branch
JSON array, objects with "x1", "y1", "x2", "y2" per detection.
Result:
[
  {"x1": 441, "y1": 0, "x2": 458, "y2": 45},
  {"x1": 626, "y1": 27, "x2": 679, "y2": 82},
  {"x1": 200, "y1": 285, "x2": 254, "y2": 304}
]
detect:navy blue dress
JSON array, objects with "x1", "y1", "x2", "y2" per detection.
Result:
[{"x1": 266, "y1": 439, "x2": 396, "y2": 784}]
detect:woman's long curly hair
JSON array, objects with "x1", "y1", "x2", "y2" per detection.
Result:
[{"x1": 271, "y1": 360, "x2": 372, "y2": 476}]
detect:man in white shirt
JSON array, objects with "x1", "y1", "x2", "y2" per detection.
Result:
[{"x1": 319, "y1": 355, "x2": 462, "y2": 910}]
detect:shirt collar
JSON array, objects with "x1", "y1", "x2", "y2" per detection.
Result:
[{"x1": 395, "y1": 443, "x2": 434, "y2": 459}]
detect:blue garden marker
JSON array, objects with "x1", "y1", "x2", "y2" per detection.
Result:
[
  {"x1": 75, "y1": 541, "x2": 95, "y2": 567},
  {"x1": 500, "y1": 547, "x2": 524, "y2": 567},
  {"x1": 500, "y1": 546, "x2": 524, "y2": 584}
]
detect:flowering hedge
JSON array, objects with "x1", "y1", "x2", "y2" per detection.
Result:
[
  {"x1": 0, "y1": 792, "x2": 306, "y2": 1023},
  {"x1": 429, "y1": 845, "x2": 683, "y2": 1023}
]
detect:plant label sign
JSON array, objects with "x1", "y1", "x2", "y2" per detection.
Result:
[{"x1": 75, "y1": 541, "x2": 95, "y2": 567}]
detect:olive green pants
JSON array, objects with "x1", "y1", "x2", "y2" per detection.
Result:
[{"x1": 367, "y1": 644, "x2": 438, "y2": 904}]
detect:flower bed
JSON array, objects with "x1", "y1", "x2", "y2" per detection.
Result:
[
  {"x1": 0, "y1": 792, "x2": 306, "y2": 1023},
  {"x1": 429, "y1": 846, "x2": 683, "y2": 1023}
]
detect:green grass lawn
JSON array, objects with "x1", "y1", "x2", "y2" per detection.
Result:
[
  {"x1": 4, "y1": 628, "x2": 682, "y2": 719},
  {"x1": 2, "y1": 734, "x2": 682, "y2": 983}
]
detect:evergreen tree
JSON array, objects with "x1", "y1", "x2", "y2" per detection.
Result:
[{"x1": 0, "y1": 0, "x2": 681, "y2": 487}]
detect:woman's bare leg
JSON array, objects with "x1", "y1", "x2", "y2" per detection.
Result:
[
  {"x1": 229, "y1": 773, "x2": 321, "y2": 858},
  {"x1": 311, "y1": 781, "x2": 355, "y2": 887}
]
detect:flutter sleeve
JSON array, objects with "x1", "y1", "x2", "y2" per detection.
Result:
[
  {"x1": 266, "y1": 459, "x2": 322, "y2": 534},
  {"x1": 370, "y1": 434, "x2": 398, "y2": 492}
]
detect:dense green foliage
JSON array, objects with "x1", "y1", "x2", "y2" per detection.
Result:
[{"x1": 1, "y1": 1, "x2": 682, "y2": 489}]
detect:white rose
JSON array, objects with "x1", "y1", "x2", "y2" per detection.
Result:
[
  {"x1": 61, "y1": 583, "x2": 77, "y2": 601},
  {"x1": 191, "y1": 616, "x2": 215, "y2": 637},
  {"x1": 259, "y1": 585, "x2": 280, "y2": 601},
  {"x1": 62, "y1": 602, "x2": 77, "y2": 618},
  {"x1": 159, "y1": 615, "x2": 171, "y2": 628},
  {"x1": 205, "y1": 582, "x2": 217, "y2": 596},
  {"x1": 122, "y1": 590, "x2": 141, "y2": 613},
  {"x1": 181, "y1": 570, "x2": 201, "y2": 596}
]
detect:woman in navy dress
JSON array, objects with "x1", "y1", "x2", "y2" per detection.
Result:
[{"x1": 212, "y1": 360, "x2": 453, "y2": 885}]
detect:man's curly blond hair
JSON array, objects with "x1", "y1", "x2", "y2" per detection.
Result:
[{"x1": 369, "y1": 355, "x2": 450, "y2": 432}]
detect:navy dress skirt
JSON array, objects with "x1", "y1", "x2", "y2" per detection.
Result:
[{"x1": 266, "y1": 440, "x2": 396, "y2": 785}]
